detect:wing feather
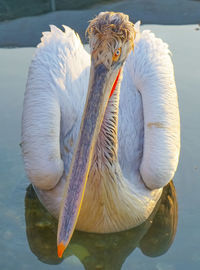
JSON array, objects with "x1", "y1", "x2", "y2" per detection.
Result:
[
  {"x1": 22, "y1": 25, "x2": 90, "y2": 190},
  {"x1": 133, "y1": 27, "x2": 180, "y2": 189},
  {"x1": 119, "y1": 24, "x2": 180, "y2": 189}
]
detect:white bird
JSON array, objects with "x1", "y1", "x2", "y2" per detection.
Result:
[{"x1": 21, "y1": 12, "x2": 180, "y2": 258}]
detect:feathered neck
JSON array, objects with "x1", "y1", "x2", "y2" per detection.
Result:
[
  {"x1": 76, "y1": 71, "x2": 162, "y2": 233},
  {"x1": 93, "y1": 76, "x2": 122, "y2": 169}
]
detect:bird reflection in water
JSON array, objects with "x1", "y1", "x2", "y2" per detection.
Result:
[{"x1": 25, "y1": 181, "x2": 177, "y2": 269}]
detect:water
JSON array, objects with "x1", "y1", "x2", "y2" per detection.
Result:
[
  {"x1": 0, "y1": 24, "x2": 200, "y2": 269},
  {"x1": 1, "y1": 0, "x2": 200, "y2": 47}
]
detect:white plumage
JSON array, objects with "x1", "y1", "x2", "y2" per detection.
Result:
[{"x1": 22, "y1": 19, "x2": 180, "y2": 233}]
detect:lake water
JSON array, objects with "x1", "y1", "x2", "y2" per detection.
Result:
[{"x1": 0, "y1": 24, "x2": 200, "y2": 269}]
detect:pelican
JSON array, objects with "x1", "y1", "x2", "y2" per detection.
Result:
[{"x1": 21, "y1": 12, "x2": 180, "y2": 258}]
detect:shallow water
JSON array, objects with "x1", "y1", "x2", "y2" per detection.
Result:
[{"x1": 0, "y1": 24, "x2": 200, "y2": 269}]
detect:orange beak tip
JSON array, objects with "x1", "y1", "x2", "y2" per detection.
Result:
[{"x1": 57, "y1": 242, "x2": 66, "y2": 258}]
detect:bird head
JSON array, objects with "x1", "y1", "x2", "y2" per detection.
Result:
[
  {"x1": 57, "y1": 12, "x2": 135, "y2": 259},
  {"x1": 87, "y1": 12, "x2": 135, "y2": 62},
  {"x1": 86, "y1": 11, "x2": 135, "y2": 97}
]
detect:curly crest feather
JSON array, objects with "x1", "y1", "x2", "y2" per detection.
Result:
[{"x1": 86, "y1": 12, "x2": 136, "y2": 52}]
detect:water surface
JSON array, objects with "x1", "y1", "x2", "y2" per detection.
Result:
[{"x1": 0, "y1": 24, "x2": 200, "y2": 269}]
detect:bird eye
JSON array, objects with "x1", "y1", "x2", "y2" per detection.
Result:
[{"x1": 112, "y1": 48, "x2": 121, "y2": 62}]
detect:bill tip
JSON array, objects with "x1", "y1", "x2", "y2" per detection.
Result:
[{"x1": 57, "y1": 242, "x2": 65, "y2": 258}]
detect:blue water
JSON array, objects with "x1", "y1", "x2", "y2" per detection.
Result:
[{"x1": 0, "y1": 24, "x2": 200, "y2": 269}]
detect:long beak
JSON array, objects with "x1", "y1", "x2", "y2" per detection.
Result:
[{"x1": 57, "y1": 63, "x2": 110, "y2": 258}]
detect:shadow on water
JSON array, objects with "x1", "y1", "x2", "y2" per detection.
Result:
[{"x1": 25, "y1": 181, "x2": 177, "y2": 269}]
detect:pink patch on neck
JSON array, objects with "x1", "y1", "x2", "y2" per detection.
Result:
[{"x1": 109, "y1": 69, "x2": 121, "y2": 99}]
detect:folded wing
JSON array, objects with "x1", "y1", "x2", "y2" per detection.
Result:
[
  {"x1": 120, "y1": 23, "x2": 180, "y2": 190},
  {"x1": 21, "y1": 25, "x2": 90, "y2": 190},
  {"x1": 133, "y1": 26, "x2": 180, "y2": 189}
]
